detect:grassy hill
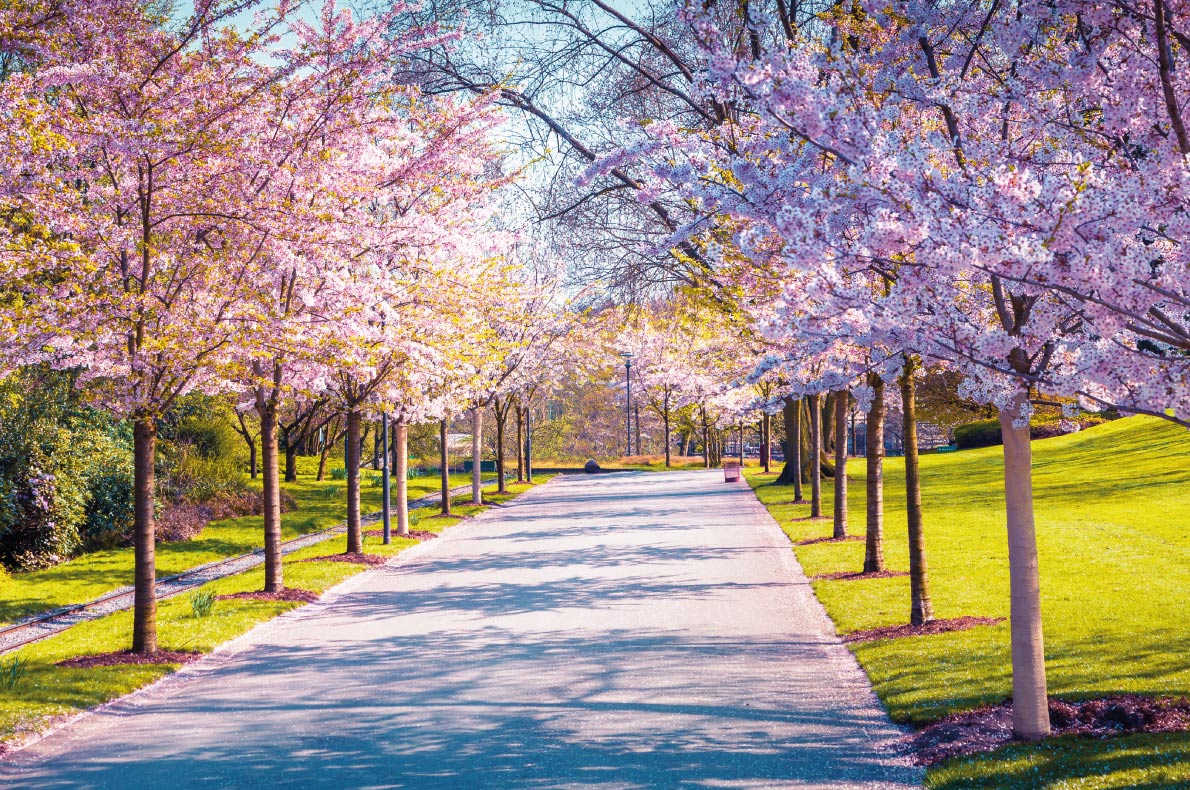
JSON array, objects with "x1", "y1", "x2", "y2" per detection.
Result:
[{"x1": 749, "y1": 416, "x2": 1190, "y2": 788}]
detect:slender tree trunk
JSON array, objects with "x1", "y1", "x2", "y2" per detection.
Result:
[
  {"x1": 515, "y1": 401, "x2": 525, "y2": 482},
  {"x1": 345, "y1": 409, "x2": 363, "y2": 554},
  {"x1": 833, "y1": 390, "x2": 849, "y2": 538},
  {"x1": 900, "y1": 359, "x2": 934, "y2": 625},
  {"x1": 494, "y1": 398, "x2": 507, "y2": 494},
  {"x1": 440, "y1": 418, "x2": 451, "y2": 516},
  {"x1": 524, "y1": 403, "x2": 534, "y2": 482},
  {"x1": 663, "y1": 397, "x2": 671, "y2": 468},
  {"x1": 131, "y1": 416, "x2": 157, "y2": 655},
  {"x1": 634, "y1": 403, "x2": 641, "y2": 455},
  {"x1": 792, "y1": 398, "x2": 804, "y2": 500},
  {"x1": 257, "y1": 395, "x2": 283, "y2": 592},
  {"x1": 381, "y1": 415, "x2": 391, "y2": 544},
  {"x1": 1000, "y1": 392, "x2": 1051, "y2": 740},
  {"x1": 809, "y1": 393, "x2": 822, "y2": 518},
  {"x1": 284, "y1": 441, "x2": 298, "y2": 483},
  {"x1": 701, "y1": 407, "x2": 710, "y2": 468},
  {"x1": 248, "y1": 441, "x2": 257, "y2": 479},
  {"x1": 761, "y1": 414, "x2": 771, "y2": 473},
  {"x1": 864, "y1": 376, "x2": 886, "y2": 573},
  {"x1": 317, "y1": 439, "x2": 330, "y2": 481},
  {"x1": 471, "y1": 407, "x2": 483, "y2": 505},
  {"x1": 395, "y1": 421, "x2": 409, "y2": 537}
]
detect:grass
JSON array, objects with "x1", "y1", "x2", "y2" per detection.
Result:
[
  {"x1": 746, "y1": 416, "x2": 1190, "y2": 788},
  {"x1": 0, "y1": 458, "x2": 491, "y2": 626},
  {"x1": 0, "y1": 478, "x2": 545, "y2": 749}
]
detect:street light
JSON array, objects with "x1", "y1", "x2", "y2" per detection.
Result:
[{"x1": 620, "y1": 352, "x2": 634, "y2": 457}]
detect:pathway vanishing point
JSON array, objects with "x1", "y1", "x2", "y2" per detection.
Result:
[{"x1": 1, "y1": 470, "x2": 922, "y2": 789}]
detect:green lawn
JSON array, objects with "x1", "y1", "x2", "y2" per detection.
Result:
[
  {"x1": 0, "y1": 458, "x2": 489, "y2": 626},
  {"x1": 747, "y1": 416, "x2": 1190, "y2": 788},
  {"x1": 0, "y1": 478, "x2": 544, "y2": 749}
]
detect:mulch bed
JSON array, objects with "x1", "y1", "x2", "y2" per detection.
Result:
[
  {"x1": 811, "y1": 570, "x2": 909, "y2": 582},
  {"x1": 363, "y1": 529, "x2": 439, "y2": 541},
  {"x1": 57, "y1": 650, "x2": 202, "y2": 668},
  {"x1": 215, "y1": 589, "x2": 319, "y2": 603},
  {"x1": 795, "y1": 534, "x2": 863, "y2": 546},
  {"x1": 299, "y1": 552, "x2": 387, "y2": 565},
  {"x1": 842, "y1": 616, "x2": 1004, "y2": 644},
  {"x1": 911, "y1": 695, "x2": 1190, "y2": 766}
]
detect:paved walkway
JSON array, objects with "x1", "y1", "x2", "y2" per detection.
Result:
[{"x1": 1, "y1": 470, "x2": 921, "y2": 789}]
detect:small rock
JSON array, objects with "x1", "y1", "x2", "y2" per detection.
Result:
[{"x1": 584, "y1": 459, "x2": 601, "y2": 473}]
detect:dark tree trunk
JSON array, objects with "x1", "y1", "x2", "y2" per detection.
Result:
[
  {"x1": 900, "y1": 358, "x2": 934, "y2": 625},
  {"x1": 809, "y1": 393, "x2": 822, "y2": 518},
  {"x1": 761, "y1": 414, "x2": 770, "y2": 473},
  {"x1": 663, "y1": 395, "x2": 671, "y2": 468},
  {"x1": 833, "y1": 389, "x2": 849, "y2": 539},
  {"x1": 257, "y1": 394, "x2": 283, "y2": 593},
  {"x1": 776, "y1": 397, "x2": 802, "y2": 502},
  {"x1": 345, "y1": 409, "x2": 363, "y2": 554},
  {"x1": 864, "y1": 375, "x2": 886, "y2": 573},
  {"x1": 516, "y1": 401, "x2": 525, "y2": 482},
  {"x1": 131, "y1": 416, "x2": 157, "y2": 655},
  {"x1": 701, "y1": 407, "x2": 710, "y2": 468},
  {"x1": 494, "y1": 397, "x2": 508, "y2": 494},
  {"x1": 248, "y1": 441, "x2": 257, "y2": 479},
  {"x1": 634, "y1": 403, "x2": 641, "y2": 455},
  {"x1": 440, "y1": 418, "x2": 451, "y2": 516},
  {"x1": 284, "y1": 440, "x2": 298, "y2": 483}
]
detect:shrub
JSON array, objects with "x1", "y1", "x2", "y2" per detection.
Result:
[
  {"x1": 82, "y1": 471, "x2": 136, "y2": 550},
  {"x1": 954, "y1": 419, "x2": 1003, "y2": 449},
  {"x1": 156, "y1": 501, "x2": 214, "y2": 542},
  {"x1": 954, "y1": 412, "x2": 1115, "y2": 449},
  {"x1": 172, "y1": 415, "x2": 241, "y2": 461}
]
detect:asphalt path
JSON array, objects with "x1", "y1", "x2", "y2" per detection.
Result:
[{"x1": 1, "y1": 470, "x2": 921, "y2": 789}]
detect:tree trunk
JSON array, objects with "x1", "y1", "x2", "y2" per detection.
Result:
[
  {"x1": 1000, "y1": 393, "x2": 1051, "y2": 740},
  {"x1": 257, "y1": 395, "x2": 283, "y2": 592},
  {"x1": 515, "y1": 402, "x2": 525, "y2": 482},
  {"x1": 524, "y1": 403, "x2": 534, "y2": 482},
  {"x1": 284, "y1": 441, "x2": 298, "y2": 483},
  {"x1": 809, "y1": 393, "x2": 822, "y2": 518},
  {"x1": 634, "y1": 403, "x2": 641, "y2": 455},
  {"x1": 701, "y1": 407, "x2": 710, "y2": 468},
  {"x1": 900, "y1": 359, "x2": 934, "y2": 625},
  {"x1": 345, "y1": 409, "x2": 363, "y2": 554},
  {"x1": 833, "y1": 390, "x2": 848, "y2": 538},
  {"x1": 131, "y1": 416, "x2": 157, "y2": 655},
  {"x1": 248, "y1": 441, "x2": 257, "y2": 479},
  {"x1": 381, "y1": 415, "x2": 391, "y2": 544},
  {"x1": 663, "y1": 397, "x2": 671, "y2": 468},
  {"x1": 395, "y1": 421, "x2": 409, "y2": 537},
  {"x1": 471, "y1": 407, "x2": 483, "y2": 505},
  {"x1": 864, "y1": 375, "x2": 886, "y2": 573},
  {"x1": 440, "y1": 418, "x2": 451, "y2": 516},
  {"x1": 761, "y1": 413, "x2": 770, "y2": 473},
  {"x1": 494, "y1": 397, "x2": 507, "y2": 494},
  {"x1": 317, "y1": 440, "x2": 330, "y2": 481}
]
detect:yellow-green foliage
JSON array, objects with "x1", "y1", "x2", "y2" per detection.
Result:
[{"x1": 748, "y1": 416, "x2": 1190, "y2": 787}]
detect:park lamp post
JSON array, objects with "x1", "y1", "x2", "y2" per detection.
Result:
[{"x1": 620, "y1": 352, "x2": 634, "y2": 457}]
